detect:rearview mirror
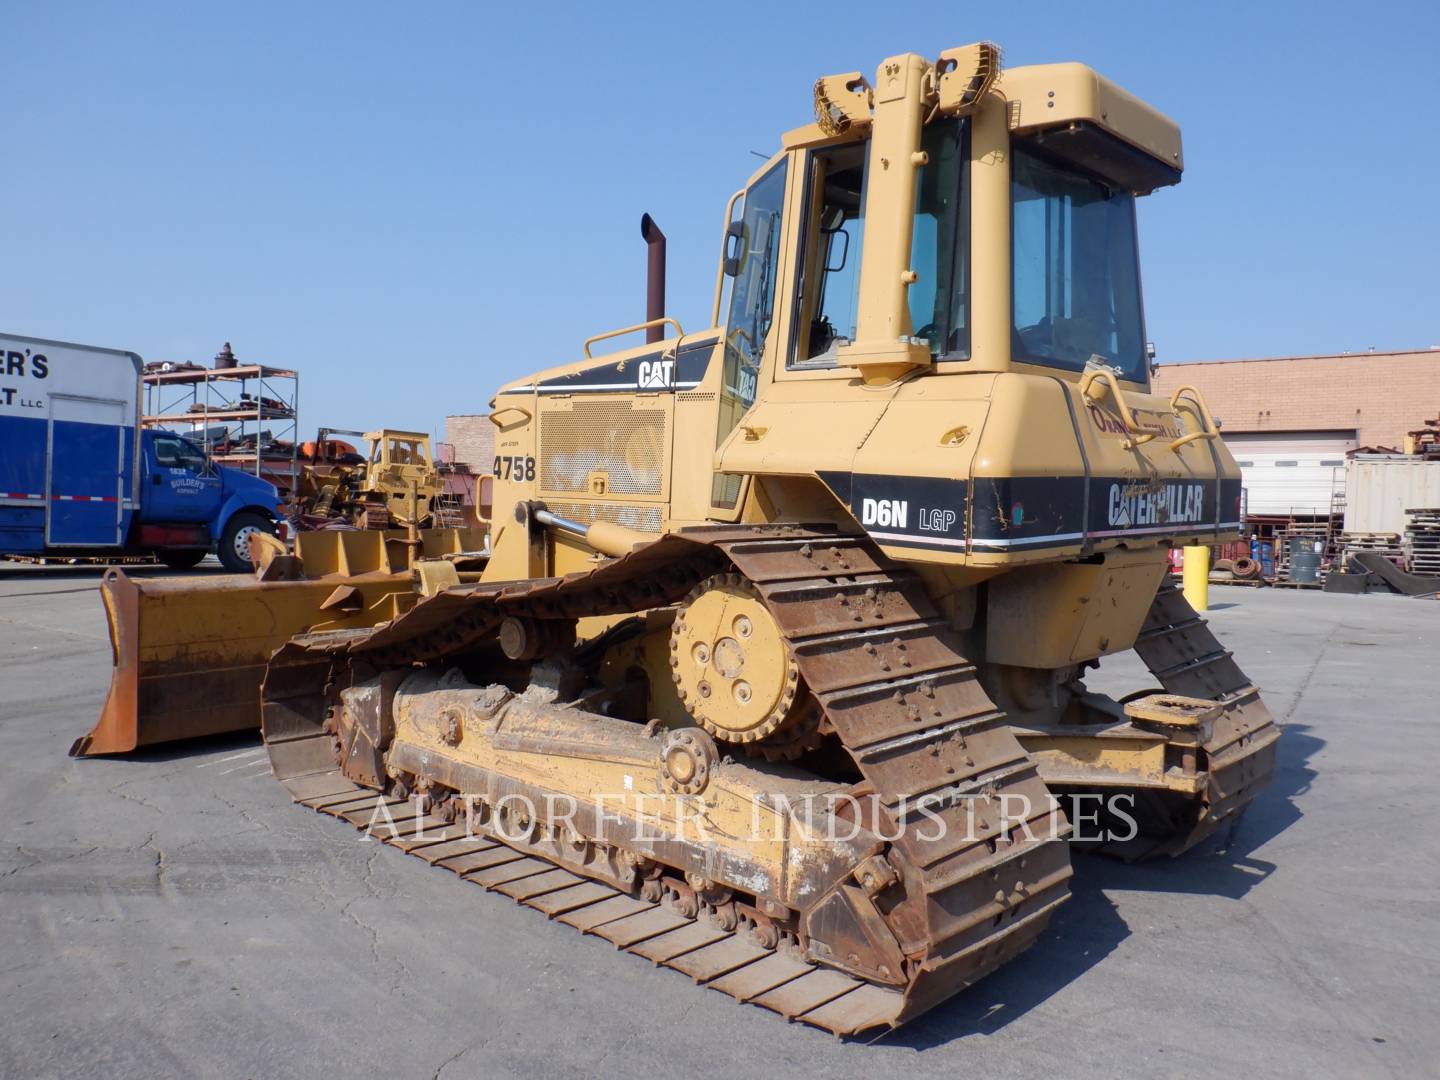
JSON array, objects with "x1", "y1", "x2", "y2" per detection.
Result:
[
  {"x1": 825, "y1": 228, "x2": 850, "y2": 274},
  {"x1": 722, "y1": 219, "x2": 745, "y2": 277}
]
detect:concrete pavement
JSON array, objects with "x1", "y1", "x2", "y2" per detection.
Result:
[{"x1": 1, "y1": 563, "x2": 1435, "y2": 1079}]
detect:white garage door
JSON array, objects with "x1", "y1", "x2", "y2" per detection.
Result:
[{"x1": 1224, "y1": 430, "x2": 1355, "y2": 517}]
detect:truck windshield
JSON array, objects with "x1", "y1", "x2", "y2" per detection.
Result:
[{"x1": 1011, "y1": 146, "x2": 1146, "y2": 381}]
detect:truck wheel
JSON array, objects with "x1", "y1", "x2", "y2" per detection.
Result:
[
  {"x1": 157, "y1": 549, "x2": 207, "y2": 570},
  {"x1": 218, "y1": 512, "x2": 276, "y2": 573}
]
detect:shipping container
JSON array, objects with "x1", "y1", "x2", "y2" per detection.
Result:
[{"x1": 1343, "y1": 455, "x2": 1440, "y2": 534}]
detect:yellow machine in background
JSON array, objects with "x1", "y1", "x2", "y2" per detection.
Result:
[
  {"x1": 69, "y1": 522, "x2": 487, "y2": 757},
  {"x1": 71, "y1": 425, "x2": 487, "y2": 756},
  {"x1": 297, "y1": 428, "x2": 454, "y2": 529},
  {"x1": 356, "y1": 429, "x2": 448, "y2": 528},
  {"x1": 83, "y1": 42, "x2": 1277, "y2": 1035}
]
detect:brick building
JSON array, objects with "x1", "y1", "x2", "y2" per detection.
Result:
[
  {"x1": 1151, "y1": 349, "x2": 1440, "y2": 516},
  {"x1": 441, "y1": 414, "x2": 497, "y2": 521},
  {"x1": 1151, "y1": 349, "x2": 1440, "y2": 450},
  {"x1": 443, "y1": 414, "x2": 496, "y2": 474}
]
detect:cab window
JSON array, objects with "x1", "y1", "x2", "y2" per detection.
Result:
[
  {"x1": 789, "y1": 121, "x2": 969, "y2": 367},
  {"x1": 154, "y1": 436, "x2": 207, "y2": 471},
  {"x1": 715, "y1": 159, "x2": 787, "y2": 507},
  {"x1": 790, "y1": 144, "x2": 866, "y2": 366},
  {"x1": 1011, "y1": 146, "x2": 1146, "y2": 379},
  {"x1": 909, "y1": 121, "x2": 968, "y2": 357},
  {"x1": 389, "y1": 439, "x2": 424, "y2": 466}
]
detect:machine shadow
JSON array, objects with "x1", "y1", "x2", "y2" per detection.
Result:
[
  {"x1": 878, "y1": 720, "x2": 1318, "y2": 1049},
  {"x1": 1081, "y1": 719, "x2": 1319, "y2": 902},
  {"x1": 104, "y1": 728, "x2": 264, "y2": 764},
  {"x1": 0, "y1": 562, "x2": 225, "y2": 580},
  {"x1": 883, "y1": 870, "x2": 1131, "y2": 1050}
]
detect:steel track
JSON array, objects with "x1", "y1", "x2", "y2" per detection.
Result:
[{"x1": 261, "y1": 526, "x2": 1274, "y2": 1032}]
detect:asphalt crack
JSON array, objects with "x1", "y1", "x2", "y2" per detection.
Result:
[
  {"x1": 337, "y1": 844, "x2": 385, "y2": 968},
  {"x1": 1280, "y1": 612, "x2": 1346, "y2": 723},
  {"x1": 433, "y1": 1034, "x2": 491, "y2": 1080},
  {"x1": 142, "y1": 832, "x2": 172, "y2": 898},
  {"x1": 324, "y1": 842, "x2": 415, "y2": 995},
  {"x1": 106, "y1": 777, "x2": 169, "y2": 816},
  {"x1": 209, "y1": 786, "x2": 282, "y2": 836},
  {"x1": 4, "y1": 844, "x2": 99, "y2": 881}
]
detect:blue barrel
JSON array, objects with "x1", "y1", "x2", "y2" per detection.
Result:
[
  {"x1": 1259, "y1": 541, "x2": 1275, "y2": 579},
  {"x1": 1289, "y1": 537, "x2": 1321, "y2": 583}
]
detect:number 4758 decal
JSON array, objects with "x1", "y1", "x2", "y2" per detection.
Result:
[{"x1": 493, "y1": 455, "x2": 536, "y2": 481}]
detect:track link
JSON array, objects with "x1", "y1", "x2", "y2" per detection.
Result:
[
  {"x1": 1129, "y1": 582, "x2": 1281, "y2": 853},
  {"x1": 276, "y1": 768, "x2": 907, "y2": 1034},
  {"x1": 716, "y1": 534, "x2": 1071, "y2": 1018},
  {"x1": 263, "y1": 524, "x2": 1072, "y2": 1033}
]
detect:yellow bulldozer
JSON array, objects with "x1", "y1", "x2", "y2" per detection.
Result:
[
  {"x1": 297, "y1": 428, "x2": 453, "y2": 530},
  {"x1": 77, "y1": 42, "x2": 1277, "y2": 1035}
]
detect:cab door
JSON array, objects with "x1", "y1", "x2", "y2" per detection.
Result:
[
  {"x1": 709, "y1": 156, "x2": 790, "y2": 518},
  {"x1": 142, "y1": 434, "x2": 221, "y2": 523}
]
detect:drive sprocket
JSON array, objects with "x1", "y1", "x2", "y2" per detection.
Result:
[{"x1": 669, "y1": 573, "x2": 805, "y2": 745}]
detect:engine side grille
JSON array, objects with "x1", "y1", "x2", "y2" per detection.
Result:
[{"x1": 540, "y1": 402, "x2": 668, "y2": 496}]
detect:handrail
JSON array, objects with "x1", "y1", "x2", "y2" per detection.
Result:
[
  {"x1": 1168, "y1": 384, "x2": 1220, "y2": 452},
  {"x1": 711, "y1": 189, "x2": 744, "y2": 326},
  {"x1": 1077, "y1": 368, "x2": 1157, "y2": 448},
  {"x1": 582, "y1": 317, "x2": 685, "y2": 359}
]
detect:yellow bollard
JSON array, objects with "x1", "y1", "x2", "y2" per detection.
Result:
[{"x1": 1183, "y1": 545, "x2": 1210, "y2": 612}]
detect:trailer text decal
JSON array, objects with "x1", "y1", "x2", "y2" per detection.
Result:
[{"x1": 2, "y1": 347, "x2": 49, "y2": 409}]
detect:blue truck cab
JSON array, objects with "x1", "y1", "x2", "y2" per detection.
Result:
[
  {"x1": 136, "y1": 429, "x2": 283, "y2": 571},
  {"x1": 1, "y1": 332, "x2": 282, "y2": 572}
]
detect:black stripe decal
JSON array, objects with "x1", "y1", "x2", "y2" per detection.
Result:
[
  {"x1": 819, "y1": 471, "x2": 1242, "y2": 553},
  {"x1": 818, "y1": 471, "x2": 968, "y2": 548},
  {"x1": 507, "y1": 338, "x2": 718, "y2": 394}
]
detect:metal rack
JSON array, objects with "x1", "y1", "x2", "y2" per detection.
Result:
[
  {"x1": 1243, "y1": 511, "x2": 1344, "y2": 583},
  {"x1": 141, "y1": 348, "x2": 299, "y2": 499},
  {"x1": 1405, "y1": 508, "x2": 1440, "y2": 575},
  {"x1": 1272, "y1": 521, "x2": 1334, "y2": 583}
]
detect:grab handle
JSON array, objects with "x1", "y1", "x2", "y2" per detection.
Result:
[
  {"x1": 1167, "y1": 384, "x2": 1220, "y2": 452},
  {"x1": 1077, "y1": 368, "x2": 1157, "y2": 448}
]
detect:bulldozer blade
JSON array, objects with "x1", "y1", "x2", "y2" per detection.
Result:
[
  {"x1": 294, "y1": 525, "x2": 488, "y2": 577},
  {"x1": 71, "y1": 568, "x2": 417, "y2": 757}
]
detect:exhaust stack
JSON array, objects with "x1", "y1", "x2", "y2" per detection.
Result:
[{"x1": 640, "y1": 213, "x2": 666, "y2": 343}]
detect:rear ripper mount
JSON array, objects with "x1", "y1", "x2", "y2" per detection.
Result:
[{"x1": 261, "y1": 525, "x2": 1276, "y2": 1033}]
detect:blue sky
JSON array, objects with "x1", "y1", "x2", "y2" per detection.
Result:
[{"x1": 5, "y1": 1, "x2": 1437, "y2": 439}]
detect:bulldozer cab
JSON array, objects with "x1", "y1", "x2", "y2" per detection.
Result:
[
  {"x1": 712, "y1": 67, "x2": 1176, "y2": 388},
  {"x1": 780, "y1": 112, "x2": 1149, "y2": 379},
  {"x1": 361, "y1": 429, "x2": 443, "y2": 527},
  {"x1": 366, "y1": 430, "x2": 431, "y2": 476},
  {"x1": 485, "y1": 47, "x2": 1233, "y2": 583}
]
